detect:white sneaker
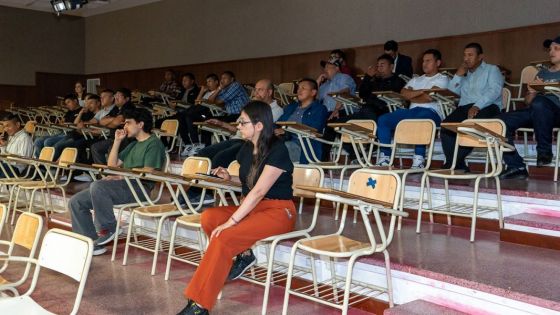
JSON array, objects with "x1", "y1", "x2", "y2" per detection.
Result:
[
  {"x1": 59, "y1": 175, "x2": 68, "y2": 181},
  {"x1": 376, "y1": 153, "x2": 390, "y2": 166},
  {"x1": 74, "y1": 174, "x2": 93, "y2": 182},
  {"x1": 411, "y1": 155, "x2": 425, "y2": 169},
  {"x1": 180, "y1": 144, "x2": 194, "y2": 157},
  {"x1": 188, "y1": 143, "x2": 206, "y2": 157}
]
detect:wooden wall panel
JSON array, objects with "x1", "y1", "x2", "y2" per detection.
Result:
[{"x1": 2, "y1": 22, "x2": 559, "y2": 107}]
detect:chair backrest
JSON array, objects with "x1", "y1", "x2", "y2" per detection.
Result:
[
  {"x1": 227, "y1": 160, "x2": 240, "y2": 177},
  {"x1": 181, "y1": 156, "x2": 211, "y2": 176},
  {"x1": 502, "y1": 87, "x2": 512, "y2": 112},
  {"x1": 393, "y1": 119, "x2": 435, "y2": 146},
  {"x1": 24, "y1": 121, "x2": 36, "y2": 135},
  {"x1": 0, "y1": 204, "x2": 6, "y2": 236},
  {"x1": 58, "y1": 147, "x2": 78, "y2": 166},
  {"x1": 293, "y1": 165, "x2": 324, "y2": 198},
  {"x1": 341, "y1": 119, "x2": 376, "y2": 144},
  {"x1": 278, "y1": 82, "x2": 295, "y2": 95},
  {"x1": 38, "y1": 146, "x2": 55, "y2": 161},
  {"x1": 12, "y1": 212, "x2": 43, "y2": 251},
  {"x1": 516, "y1": 66, "x2": 539, "y2": 98},
  {"x1": 38, "y1": 229, "x2": 93, "y2": 315},
  {"x1": 160, "y1": 119, "x2": 179, "y2": 136},
  {"x1": 347, "y1": 169, "x2": 399, "y2": 205},
  {"x1": 457, "y1": 119, "x2": 506, "y2": 148},
  {"x1": 347, "y1": 169, "x2": 400, "y2": 206}
]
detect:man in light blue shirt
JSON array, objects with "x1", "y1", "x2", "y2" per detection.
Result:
[
  {"x1": 317, "y1": 59, "x2": 356, "y2": 116},
  {"x1": 441, "y1": 42, "x2": 504, "y2": 170}
]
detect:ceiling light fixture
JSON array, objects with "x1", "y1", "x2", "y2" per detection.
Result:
[{"x1": 50, "y1": 0, "x2": 88, "y2": 16}]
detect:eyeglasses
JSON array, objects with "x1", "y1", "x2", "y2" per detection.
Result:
[{"x1": 237, "y1": 120, "x2": 253, "y2": 126}]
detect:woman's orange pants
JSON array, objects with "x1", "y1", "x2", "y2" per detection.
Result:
[{"x1": 184, "y1": 199, "x2": 296, "y2": 310}]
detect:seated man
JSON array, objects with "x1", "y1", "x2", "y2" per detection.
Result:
[
  {"x1": 384, "y1": 40, "x2": 413, "y2": 78},
  {"x1": 320, "y1": 49, "x2": 354, "y2": 78},
  {"x1": 276, "y1": 78, "x2": 328, "y2": 164},
  {"x1": 194, "y1": 79, "x2": 283, "y2": 165},
  {"x1": 358, "y1": 53, "x2": 407, "y2": 119},
  {"x1": 317, "y1": 59, "x2": 356, "y2": 118},
  {"x1": 154, "y1": 69, "x2": 183, "y2": 99},
  {"x1": 441, "y1": 42, "x2": 504, "y2": 170},
  {"x1": 50, "y1": 93, "x2": 104, "y2": 161},
  {"x1": 0, "y1": 113, "x2": 33, "y2": 178},
  {"x1": 499, "y1": 36, "x2": 560, "y2": 179},
  {"x1": 206, "y1": 71, "x2": 250, "y2": 122},
  {"x1": 90, "y1": 88, "x2": 136, "y2": 165},
  {"x1": 376, "y1": 49, "x2": 449, "y2": 167},
  {"x1": 69, "y1": 107, "x2": 166, "y2": 255},
  {"x1": 34, "y1": 93, "x2": 82, "y2": 157}
]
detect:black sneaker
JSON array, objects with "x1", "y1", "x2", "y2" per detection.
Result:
[
  {"x1": 227, "y1": 249, "x2": 256, "y2": 281},
  {"x1": 537, "y1": 153, "x2": 553, "y2": 167},
  {"x1": 176, "y1": 300, "x2": 208, "y2": 315},
  {"x1": 499, "y1": 167, "x2": 529, "y2": 180},
  {"x1": 95, "y1": 229, "x2": 116, "y2": 246},
  {"x1": 93, "y1": 245, "x2": 107, "y2": 256}
]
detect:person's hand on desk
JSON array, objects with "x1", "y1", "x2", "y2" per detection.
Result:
[
  {"x1": 328, "y1": 103, "x2": 343, "y2": 120},
  {"x1": 467, "y1": 106, "x2": 480, "y2": 119},
  {"x1": 206, "y1": 119, "x2": 225, "y2": 127},
  {"x1": 274, "y1": 128, "x2": 285, "y2": 136},
  {"x1": 211, "y1": 166, "x2": 231, "y2": 181}
]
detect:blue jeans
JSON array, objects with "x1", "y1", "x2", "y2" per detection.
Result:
[
  {"x1": 377, "y1": 107, "x2": 441, "y2": 156},
  {"x1": 499, "y1": 95, "x2": 560, "y2": 169},
  {"x1": 34, "y1": 134, "x2": 65, "y2": 158}
]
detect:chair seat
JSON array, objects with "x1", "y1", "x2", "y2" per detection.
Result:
[
  {"x1": 17, "y1": 182, "x2": 58, "y2": 189},
  {"x1": 134, "y1": 204, "x2": 177, "y2": 215},
  {"x1": 176, "y1": 214, "x2": 201, "y2": 225},
  {"x1": 299, "y1": 235, "x2": 370, "y2": 255},
  {"x1": 0, "y1": 295, "x2": 55, "y2": 315}
]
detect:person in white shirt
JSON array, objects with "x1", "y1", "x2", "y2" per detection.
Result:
[
  {"x1": 252, "y1": 79, "x2": 284, "y2": 121},
  {"x1": 0, "y1": 114, "x2": 33, "y2": 177},
  {"x1": 376, "y1": 49, "x2": 449, "y2": 168}
]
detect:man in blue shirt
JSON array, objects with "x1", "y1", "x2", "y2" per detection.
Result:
[
  {"x1": 441, "y1": 43, "x2": 504, "y2": 170},
  {"x1": 498, "y1": 36, "x2": 560, "y2": 179},
  {"x1": 317, "y1": 59, "x2": 356, "y2": 118},
  {"x1": 207, "y1": 71, "x2": 250, "y2": 122}
]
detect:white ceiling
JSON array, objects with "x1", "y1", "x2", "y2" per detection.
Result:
[{"x1": 0, "y1": 0, "x2": 162, "y2": 17}]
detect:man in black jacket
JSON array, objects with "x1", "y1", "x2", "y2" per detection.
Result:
[{"x1": 384, "y1": 40, "x2": 413, "y2": 79}]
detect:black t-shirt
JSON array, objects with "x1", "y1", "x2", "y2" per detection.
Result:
[
  {"x1": 64, "y1": 108, "x2": 82, "y2": 123},
  {"x1": 236, "y1": 139, "x2": 293, "y2": 200},
  {"x1": 359, "y1": 74, "x2": 406, "y2": 103}
]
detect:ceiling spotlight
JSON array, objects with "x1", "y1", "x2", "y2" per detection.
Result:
[{"x1": 50, "y1": 0, "x2": 88, "y2": 16}]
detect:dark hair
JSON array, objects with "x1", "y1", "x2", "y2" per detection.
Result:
[
  {"x1": 123, "y1": 107, "x2": 153, "y2": 133},
  {"x1": 115, "y1": 88, "x2": 132, "y2": 99},
  {"x1": 101, "y1": 89, "x2": 115, "y2": 95},
  {"x1": 298, "y1": 78, "x2": 319, "y2": 91},
  {"x1": 64, "y1": 93, "x2": 78, "y2": 101},
  {"x1": 222, "y1": 71, "x2": 235, "y2": 79},
  {"x1": 182, "y1": 72, "x2": 196, "y2": 81},
  {"x1": 465, "y1": 42, "x2": 483, "y2": 55},
  {"x1": 423, "y1": 49, "x2": 442, "y2": 61},
  {"x1": 85, "y1": 93, "x2": 100, "y2": 102},
  {"x1": 206, "y1": 73, "x2": 219, "y2": 81},
  {"x1": 377, "y1": 53, "x2": 395, "y2": 64},
  {"x1": 0, "y1": 113, "x2": 19, "y2": 123},
  {"x1": 331, "y1": 49, "x2": 346, "y2": 60},
  {"x1": 165, "y1": 69, "x2": 176, "y2": 77},
  {"x1": 242, "y1": 100, "x2": 276, "y2": 188},
  {"x1": 384, "y1": 40, "x2": 398, "y2": 52}
]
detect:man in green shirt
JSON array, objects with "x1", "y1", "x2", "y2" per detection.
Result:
[{"x1": 70, "y1": 107, "x2": 166, "y2": 255}]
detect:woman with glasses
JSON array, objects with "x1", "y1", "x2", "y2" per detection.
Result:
[{"x1": 177, "y1": 100, "x2": 296, "y2": 315}]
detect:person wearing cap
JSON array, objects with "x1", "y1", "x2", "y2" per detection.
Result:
[
  {"x1": 320, "y1": 49, "x2": 353, "y2": 77},
  {"x1": 498, "y1": 36, "x2": 560, "y2": 179},
  {"x1": 440, "y1": 42, "x2": 504, "y2": 171},
  {"x1": 384, "y1": 40, "x2": 413, "y2": 78},
  {"x1": 316, "y1": 58, "x2": 356, "y2": 118}
]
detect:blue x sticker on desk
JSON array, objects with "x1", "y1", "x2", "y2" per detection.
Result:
[{"x1": 367, "y1": 177, "x2": 376, "y2": 189}]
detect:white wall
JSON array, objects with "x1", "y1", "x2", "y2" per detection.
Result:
[{"x1": 84, "y1": 0, "x2": 560, "y2": 74}]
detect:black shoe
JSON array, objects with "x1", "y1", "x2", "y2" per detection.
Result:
[
  {"x1": 537, "y1": 154, "x2": 553, "y2": 167},
  {"x1": 499, "y1": 167, "x2": 529, "y2": 180},
  {"x1": 227, "y1": 249, "x2": 256, "y2": 281},
  {"x1": 176, "y1": 300, "x2": 208, "y2": 315}
]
